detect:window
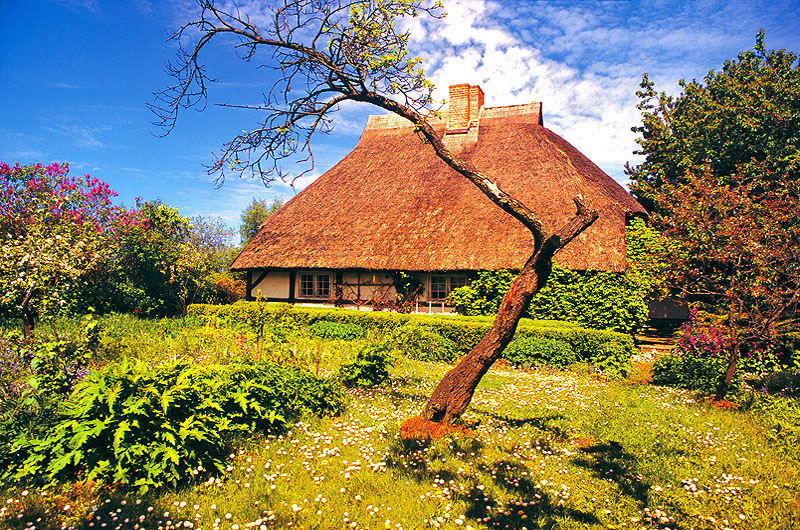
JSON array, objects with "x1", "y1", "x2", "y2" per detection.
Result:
[
  {"x1": 430, "y1": 276, "x2": 447, "y2": 300},
  {"x1": 430, "y1": 274, "x2": 468, "y2": 300},
  {"x1": 299, "y1": 273, "x2": 331, "y2": 298},
  {"x1": 450, "y1": 276, "x2": 467, "y2": 290}
]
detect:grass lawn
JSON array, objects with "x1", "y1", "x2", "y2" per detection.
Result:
[{"x1": 3, "y1": 350, "x2": 798, "y2": 530}]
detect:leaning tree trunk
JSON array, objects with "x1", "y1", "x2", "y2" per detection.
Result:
[
  {"x1": 420, "y1": 251, "x2": 552, "y2": 422},
  {"x1": 419, "y1": 202, "x2": 598, "y2": 423},
  {"x1": 367, "y1": 98, "x2": 599, "y2": 425}
]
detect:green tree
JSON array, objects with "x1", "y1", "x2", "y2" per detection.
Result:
[
  {"x1": 108, "y1": 199, "x2": 193, "y2": 316},
  {"x1": 153, "y1": 0, "x2": 598, "y2": 424},
  {"x1": 240, "y1": 198, "x2": 283, "y2": 244},
  {"x1": 626, "y1": 32, "x2": 800, "y2": 399}
]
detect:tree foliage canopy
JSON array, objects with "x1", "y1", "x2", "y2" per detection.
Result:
[
  {"x1": 0, "y1": 162, "x2": 121, "y2": 332},
  {"x1": 627, "y1": 31, "x2": 800, "y2": 212},
  {"x1": 240, "y1": 198, "x2": 283, "y2": 244},
  {"x1": 626, "y1": 32, "x2": 800, "y2": 396}
]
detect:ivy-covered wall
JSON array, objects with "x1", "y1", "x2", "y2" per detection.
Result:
[{"x1": 447, "y1": 218, "x2": 668, "y2": 334}]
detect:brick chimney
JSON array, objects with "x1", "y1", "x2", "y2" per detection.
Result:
[
  {"x1": 444, "y1": 83, "x2": 484, "y2": 152},
  {"x1": 446, "y1": 83, "x2": 484, "y2": 133}
]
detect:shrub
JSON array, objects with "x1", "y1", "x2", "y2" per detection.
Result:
[
  {"x1": 188, "y1": 302, "x2": 635, "y2": 367},
  {"x1": 196, "y1": 272, "x2": 246, "y2": 305},
  {"x1": 588, "y1": 340, "x2": 633, "y2": 376},
  {"x1": 743, "y1": 392, "x2": 800, "y2": 450},
  {"x1": 336, "y1": 342, "x2": 394, "y2": 388},
  {"x1": 502, "y1": 337, "x2": 576, "y2": 369},
  {"x1": 651, "y1": 308, "x2": 734, "y2": 393},
  {"x1": 447, "y1": 270, "x2": 515, "y2": 316},
  {"x1": 387, "y1": 326, "x2": 458, "y2": 363},
  {"x1": 308, "y1": 320, "x2": 365, "y2": 341},
  {"x1": 0, "y1": 316, "x2": 99, "y2": 474},
  {"x1": 4, "y1": 359, "x2": 344, "y2": 492}
]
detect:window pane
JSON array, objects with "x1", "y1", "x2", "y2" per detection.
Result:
[
  {"x1": 431, "y1": 276, "x2": 447, "y2": 299},
  {"x1": 300, "y1": 274, "x2": 315, "y2": 297},
  {"x1": 450, "y1": 276, "x2": 467, "y2": 290},
  {"x1": 316, "y1": 274, "x2": 330, "y2": 297}
]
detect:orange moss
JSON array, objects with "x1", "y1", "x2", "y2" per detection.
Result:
[
  {"x1": 570, "y1": 436, "x2": 597, "y2": 449},
  {"x1": 701, "y1": 397, "x2": 739, "y2": 410},
  {"x1": 399, "y1": 416, "x2": 474, "y2": 440}
]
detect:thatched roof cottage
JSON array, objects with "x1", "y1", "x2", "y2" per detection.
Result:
[{"x1": 231, "y1": 84, "x2": 646, "y2": 312}]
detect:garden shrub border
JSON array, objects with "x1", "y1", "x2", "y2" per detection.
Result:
[{"x1": 189, "y1": 302, "x2": 636, "y2": 369}]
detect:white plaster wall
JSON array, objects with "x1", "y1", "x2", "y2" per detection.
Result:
[{"x1": 251, "y1": 271, "x2": 290, "y2": 300}]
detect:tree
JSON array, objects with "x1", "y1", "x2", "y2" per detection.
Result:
[
  {"x1": 0, "y1": 162, "x2": 120, "y2": 337},
  {"x1": 153, "y1": 0, "x2": 597, "y2": 425},
  {"x1": 106, "y1": 199, "x2": 193, "y2": 316},
  {"x1": 175, "y1": 215, "x2": 239, "y2": 321},
  {"x1": 240, "y1": 198, "x2": 283, "y2": 244},
  {"x1": 626, "y1": 32, "x2": 800, "y2": 399}
]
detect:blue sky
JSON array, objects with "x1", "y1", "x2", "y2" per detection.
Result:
[{"x1": 1, "y1": 0, "x2": 798, "y2": 234}]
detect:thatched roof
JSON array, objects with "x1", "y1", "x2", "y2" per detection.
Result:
[{"x1": 232, "y1": 84, "x2": 645, "y2": 273}]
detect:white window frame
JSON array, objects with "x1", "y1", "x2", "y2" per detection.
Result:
[
  {"x1": 429, "y1": 274, "x2": 468, "y2": 301},
  {"x1": 298, "y1": 272, "x2": 332, "y2": 299}
]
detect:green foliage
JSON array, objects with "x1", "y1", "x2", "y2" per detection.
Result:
[
  {"x1": 0, "y1": 315, "x2": 100, "y2": 477},
  {"x1": 336, "y1": 342, "x2": 394, "y2": 388},
  {"x1": 627, "y1": 34, "x2": 800, "y2": 397},
  {"x1": 447, "y1": 270, "x2": 515, "y2": 316},
  {"x1": 189, "y1": 302, "x2": 635, "y2": 371},
  {"x1": 392, "y1": 271, "x2": 424, "y2": 312},
  {"x1": 652, "y1": 313, "x2": 734, "y2": 394},
  {"x1": 447, "y1": 219, "x2": 667, "y2": 334},
  {"x1": 627, "y1": 31, "x2": 800, "y2": 212},
  {"x1": 502, "y1": 337, "x2": 576, "y2": 370},
  {"x1": 529, "y1": 265, "x2": 649, "y2": 335},
  {"x1": 308, "y1": 320, "x2": 365, "y2": 341},
  {"x1": 4, "y1": 359, "x2": 343, "y2": 492},
  {"x1": 588, "y1": 340, "x2": 634, "y2": 376},
  {"x1": 240, "y1": 198, "x2": 282, "y2": 245},
  {"x1": 743, "y1": 392, "x2": 800, "y2": 450},
  {"x1": 387, "y1": 325, "x2": 458, "y2": 363}
]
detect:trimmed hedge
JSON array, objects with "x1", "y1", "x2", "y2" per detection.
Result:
[
  {"x1": 387, "y1": 326, "x2": 459, "y2": 363},
  {"x1": 189, "y1": 302, "x2": 636, "y2": 368},
  {"x1": 308, "y1": 320, "x2": 365, "y2": 340},
  {"x1": 504, "y1": 337, "x2": 577, "y2": 369}
]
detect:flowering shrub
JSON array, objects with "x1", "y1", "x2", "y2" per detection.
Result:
[
  {"x1": 0, "y1": 162, "x2": 122, "y2": 332},
  {"x1": 739, "y1": 341, "x2": 782, "y2": 374},
  {"x1": 652, "y1": 308, "x2": 733, "y2": 392}
]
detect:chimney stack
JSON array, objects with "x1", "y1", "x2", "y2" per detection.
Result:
[{"x1": 446, "y1": 83, "x2": 484, "y2": 134}]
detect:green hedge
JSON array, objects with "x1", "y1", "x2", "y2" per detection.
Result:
[{"x1": 189, "y1": 302, "x2": 636, "y2": 367}]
